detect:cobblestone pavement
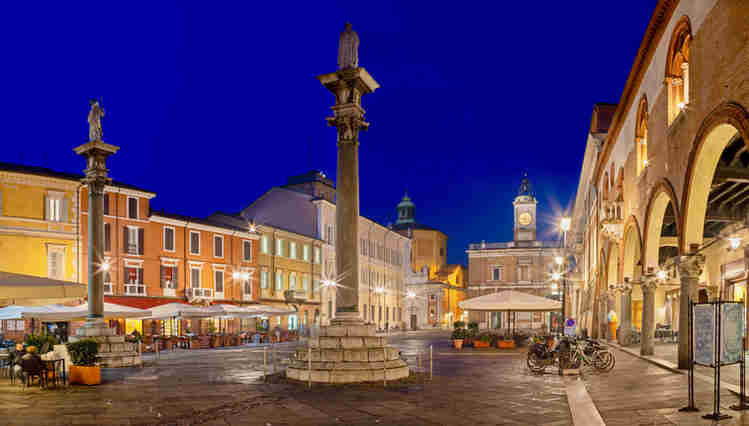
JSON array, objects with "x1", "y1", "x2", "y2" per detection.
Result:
[
  {"x1": 582, "y1": 346, "x2": 749, "y2": 425},
  {"x1": 0, "y1": 331, "x2": 572, "y2": 426}
]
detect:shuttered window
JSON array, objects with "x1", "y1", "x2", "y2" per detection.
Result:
[
  {"x1": 214, "y1": 270, "x2": 224, "y2": 293},
  {"x1": 124, "y1": 227, "x2": 144, "y2": 255},
  {"x1": 164, "y1": 227, "x2": 175, "y2": 251},
  {"x1": 190, "y1": 267, "x2": 201, "y2": 288},
  {"x1": 127, "y1": 197, "x2": 138, "y2": 219},
  {"x1": 260, "y1": 269, "x2": 269, "y2": 289},
  {"x1": 47, "y1": 248, "x2": 64, "y2": 279},
  {"x1": 160, "y1": 265, "x2": 178, "y2": 289},
  {"x1": 190, "y1": 231, "x2": 200, "y2": 255},
  {"x1": 214, "y1": 235, "x2": 223, "y2": 258},
  {"x1": 103, "y1": 194, "x2": 110, "y2": 215},
  {"x1": 243, "y1": 240, "x2": 252, "y2": 261},
  {"x1": 104, "y1": 223, "x2": 111, "y2": 252},
  {"x1": 275, "y1": 271, "x2": 283, "y2": 290}
]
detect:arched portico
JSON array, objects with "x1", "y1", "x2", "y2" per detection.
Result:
[
  {"x1": 619, "y1": 217, "x2": 642, "y2": 346},
  {"x1": 643, "y1": 179, "x2": 681, "y2": 270}
]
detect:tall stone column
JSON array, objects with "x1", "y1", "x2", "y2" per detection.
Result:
[
  {"x1": 676, "y1": 252, "x2": 705, "y2": 369},
  {"x1": 318, "y1": 68, "x2": 378, "y2": 318},
  {"x1": 618, "y1": 280, "x2": 633, "y2": 346},
  {"x1": 74, "y1": 141, "x2": 119, "y2": 329},
  {"x1": 640, "y1": 276, "x2": 658, "y2": 356}
]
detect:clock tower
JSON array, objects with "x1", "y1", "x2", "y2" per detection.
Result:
[{"x1": 513, "y1": 174, "x2": 537, "y2": 241}]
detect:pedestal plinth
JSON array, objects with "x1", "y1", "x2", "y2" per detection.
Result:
[
  {"x1": 286, "y1": 313, "x2": 408, "y2": 383},
  {"x1": 69, "y1": 320, "x2": 141, "y2": 368}
]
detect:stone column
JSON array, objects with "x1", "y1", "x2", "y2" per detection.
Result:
[
  {"x1": 618, "y1": 280, "x2": 633, "y2": 346},
  {"x1": 605, "y1": 289, "x2": 616, "y2": 341},
  {"x1": 676, "y1": 252, "x2": 705, "y2": 369},
  {"x1": 74, "y1": 140, "x2": 119, "y2": 330},
  {"x1": 318, "y1": 68, "x2": 379, "y2": 318},
  {"x1": 640, "y1": 276, "x2": 658, "y2": 356}
]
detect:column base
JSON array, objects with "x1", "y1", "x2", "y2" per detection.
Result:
[{"x1": 69, "y1": 321, "x2": 141, "y2": 368}]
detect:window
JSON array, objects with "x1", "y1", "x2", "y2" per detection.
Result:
[
  {"x1": 275, "y1": 271, "x2": 283, "y2": 291},
  {"x1": 104, "y1": 223, "x2": 111, "y2": 252},
  {"x1": 163, "y1": 227, "x2": 175, "y2": 252},
  {"x1": 124, "y1": 226, "x2": 144, "y2": 255},
  {"x1": 288, "y1": 314, "x2": 298, "y2": 330},
  {"x1": 326, "y1": 225, "x2": 334, "y2": 245},
  {"x1": 289, "y1": 272, "x2": 297, "y2": 290},
  {"x1": 386, "y1": 307, "x2": 389, "y2": 322},
  {"x1": 666, "y1": 16, "x2": 692, "y2": 125},
  {"x1": 243, "y1": 275, "x2": 252, "y2": 296},
  {"x1": 518, "y1": 265, "x2": 530, "y2": 282},
  {"x1": 190, "y1": 267, "x2": 201, "y2": 288},
  {"x1": 492, "y1": 267, "x2": 503, "y2": 281},
  {"x1": 379, "y1": 306, "x2": 382, "y2": 321},
  {"x1": 635, "y1": 96, "x2": 649, "y2": 176},
  {"x1": 47, "y1": 246, "x2": 65, "y2": 279},
  {"x1": 161, "y1": 265, "x2": 178, "y2": 289},
  {"x1": 127, "y1": 197, "x2": 138, "y2": 219},
  {"x1": 289, "y1": 242, "x2": 297, "y2": 259},
  {"x1": 261, "y1": 269, "x2": 269, "y2": 289},
  {"x1": 276, "y1": 238, "x2": 284, "y2": 257},
  {"x1": 104, "y1": 272, "x2": 113, "y2": 295},
  {"x1": 313, "y1": 279, "x2": 320, "y2": 292},
  {"x1": 103, "y1": 193, "x2": 110, "y2": 215},
  {"x1": 190, "y1": 231, "x2": 200, "y2": 255},
  {"x1": 369, "y1": 241, "x2": 375, "y2": 257},
  {"x1": 45, "y1": 194, "x2": 65, "y2": 222},
  {"x1": 124, "y1": 265, "x2": 145, "y2": 295},
  {"x1": 303, "y1": 245, "x2": 310, "y2": 262},
  {"x1": 440, "y1": 247, "x2": 445, "y2": 257},
  {"x1": 370, "y1": 305, "x2": 374, "y2": 321},
  {"x1": 243, "y1": 240, "x2": 252, "y2": 261},
  {"x1": 214, "y1": 270, "x2": 224, "y2": 294},
  {"x1": 302, "y1": 274, "x2": 309, "y2": 291},
  {"x1": 313, "y1": 247, "x2": 321, "y2": 264},
  {"x1": 214, "y1": 235, "x2": 224, "y2": 258}
]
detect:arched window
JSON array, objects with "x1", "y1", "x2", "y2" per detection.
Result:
[
  {"x1": 666, "y1": 16, "x2": 692, "y2": 125},
  {"x1": 636, "y1": 95, "x2": 649, "y2": 175}
]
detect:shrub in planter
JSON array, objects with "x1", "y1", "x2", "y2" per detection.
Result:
[
  {"x1": 453, "y1": 321, "x2": 466, "y2": 330},
  {"x1": 25, "y1": 333, "x2": 58, "y2": 354},
  {"x1": 66, "y1": 339, "x2": 101, "y2": 385},
  {"x1": 451, "y1": 328, "x2": 466, "y2": 349},
  {"x1": 474, "y1": 332, "x2": 491, "y2": 348}
]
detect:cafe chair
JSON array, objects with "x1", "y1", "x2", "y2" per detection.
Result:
[{"x1": 21, "y1": 357, "x2": 46, "y2": 389}]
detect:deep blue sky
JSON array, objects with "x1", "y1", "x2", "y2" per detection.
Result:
[{"x1": 1, "y1": 2, "x2": 653, "y2": 266}]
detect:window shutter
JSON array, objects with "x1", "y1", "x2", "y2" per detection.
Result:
[
  {"x1": 104, "y1": 223, "x2": 111, "y2": 252},
  {"x1": 138, "y1": 268, "x2": 144, "y2": 284},
  {"x1": 123, "y1": 227, "x2": 129, "y2": 252},
  {"x1": 44, "y1": 196, "x2": 49, "y2": 221},
  {"x1": 172, "y1": 266, "x2": 178, "y2": 288},
  {"x1": 138, "y1": 228, "x2": 144, "y2": 255},
  {"x1": 62, "y1": 198, "x2": 69, "y2": 223},
  {"x1": 160, "y1": 265, "x2": 166, "y2": 288}
]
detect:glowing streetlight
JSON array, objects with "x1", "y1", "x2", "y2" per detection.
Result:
[
  {"x1": 554, "y1": 256, "x2": 563, "y2": 266},
  {"x1": 552, "y1": 272, "x2": 561, "y2": 281},
  {"x1": 560, "y1": 217, "x2": 571, "y2": 232},
  {"x1": 728, "y1": 236, "x2": 741, "y2": 250},
  {"x1": 375, "y1": 287, "x2": 384, "y2": 294},
  {"x1": 101, "y1": 261, "x2": 110, "y2": 272},
  {"x1": 656, "y1": 270, "x2": 667, "y2": 281},
  {"x1": 407, "y1": 291, "x2": 415, "y2": 299},
  {"x1": 232, "y1": 271, "x2": 240, "y2": 280}
]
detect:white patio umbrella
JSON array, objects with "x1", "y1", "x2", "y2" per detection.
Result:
[
  {"x1": 142, "y1": 303, "x2": 221, "y2": 320},
  {"x1": 0, "y1": 302, "x2": 151, "y2": 321}
]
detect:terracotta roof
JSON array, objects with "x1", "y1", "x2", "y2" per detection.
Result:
[{"x1": 151, "y1": 210, "x2": 251, "y2": 233}]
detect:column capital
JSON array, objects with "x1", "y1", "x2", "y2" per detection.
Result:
[
  {"x1": 677, "y1": 253, "x2": 705, "y2": 279},
  {"x1": 641, "y1": 274, "x2": 659, "y2": 292}
]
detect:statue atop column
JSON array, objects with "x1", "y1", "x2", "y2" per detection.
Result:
[
  {"x1": 337, "y1": 22, "x2": 359, "y2": 70},
  {"x1": 88, "y1": 99, "x2": 105, "y2": 142}
]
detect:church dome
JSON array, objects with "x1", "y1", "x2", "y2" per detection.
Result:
[{"x1": 397, "y1": 193, "x2": 415, "y2": 209}]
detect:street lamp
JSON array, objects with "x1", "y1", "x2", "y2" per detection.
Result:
[
  {"x1": 728, "y1": 236, "x2": 742, "y2": 250},
  {"x1": 558, "y1": 216, "x2": 571, "y2": 335}
]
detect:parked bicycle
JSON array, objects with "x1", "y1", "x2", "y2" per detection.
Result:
[{"x1": 526, "y1": 336, "x2": 614, "y2": 373}]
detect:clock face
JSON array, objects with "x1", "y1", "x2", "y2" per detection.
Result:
[{"x1": 518, "y1": 212, "x2": 532, "y2": 226}]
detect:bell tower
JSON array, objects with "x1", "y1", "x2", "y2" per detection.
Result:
[
  {"x1": 513, "y1": 173, "x2": 537, "y2": 241},
  {"x1": 396, "y1": 192, "x2": 415, "y2": 225}
]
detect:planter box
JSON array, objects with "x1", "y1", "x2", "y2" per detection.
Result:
[
  {"x1": 497, "y1": 340, "x2": 515, "y2": 349},
  {"x1": 69, "y1": 365, "x2": 101, "y2": 386},
  {"x1": 453, "y1": 339, "x2": 464, "y2": 350},
  {"x1": 474, "y1": 340, "x2": 490, "y2": 349}
]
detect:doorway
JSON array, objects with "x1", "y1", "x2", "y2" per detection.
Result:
[{"x1": 410, "y1": 314, "x2": 417, "y2": 330}]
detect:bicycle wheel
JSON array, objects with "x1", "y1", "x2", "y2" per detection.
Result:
[
  {"x1": 526, "y1": 353, "x2": 546, "y2": 373},
  {"x1": 594, "y1": 351, "x2": 614, "y2": 371}
]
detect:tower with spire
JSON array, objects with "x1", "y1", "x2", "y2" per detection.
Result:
[
  {"x1": 396, "y1": 191, "x2": 415, "y2": 225},
  {"x1": 513, "y1": 173, "x2": 538, "y2": 241}
]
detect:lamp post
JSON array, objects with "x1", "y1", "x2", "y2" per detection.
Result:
[{"x1": 558, "y1": 216, "x2": 571, "y2": 335}]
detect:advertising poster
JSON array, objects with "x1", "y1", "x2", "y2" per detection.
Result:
[
  {"x1": 721, "y1": 303, "x2": 744, "y2": 365},
  {"x1": 693, "y1": 304, "x2": 715, "y2": 366}
]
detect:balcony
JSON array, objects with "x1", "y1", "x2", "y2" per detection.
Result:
[
  {"x1": 125, "y1": 243, "x2": 140, "y2": 255},
  {"x1": 124, "y1": 284, "x2": 146, "y2": 296},
  {"x1": 186, "y1": 287, "x2": 213, "y2": 300}
]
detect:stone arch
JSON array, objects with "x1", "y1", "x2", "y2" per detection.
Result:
[
  {"x1": 636, "y1": 95, "x2": 649, "y2": 175},
  {"x1": 622, "y1": 215, "x2": 643, "y2": 280},
  {"x1": 665, "y1": 15, "x2": 692, "y2": 125},
  {"x1": 681, "y1": 102, "x2": 749, "y2": 251},
  {"x1": 643, "y1": 178, "x2": 681, "y2": 269}
]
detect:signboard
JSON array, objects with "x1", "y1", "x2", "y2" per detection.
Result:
[
  {"x1": 693, "y1": 304, "x2": 715, "y2": 366},
  {"x1": 721, "y1": 303, "x2": 744, "y2": 365},
  {"x1": 564, "y1": 318, "x2": 575, "y2": 336}
]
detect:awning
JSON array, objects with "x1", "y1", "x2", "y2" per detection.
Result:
[
  {"x1": 458, "y1": 290, "x2": 562, "y2": 312},
  {"x1": 0, "y1": 302, "x2": 151, "y2": 321},
  {"x1": 141, "y1": 303, "x2": 221, "y2": 320},
  {"x1": 0, "y1": 271, "x2": 87, "y2": 305}
]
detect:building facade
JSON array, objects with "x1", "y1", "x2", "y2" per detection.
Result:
[
  {"x1": 241, "y1": 171, "x2": 411, "y2": 329},
  {"x1": 466, "y1": 177, "x2": 561, "y2": 330},
  {"x1": 568, "y1": 0, "x2": 749, "y2": 364}
]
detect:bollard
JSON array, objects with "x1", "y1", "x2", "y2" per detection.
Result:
[
  {"x1": 430, "y1": 345, "x2": 433, "y2": 380},
  {"x1": 308, "y1": 346, "x2": 312, "y2": 389}
]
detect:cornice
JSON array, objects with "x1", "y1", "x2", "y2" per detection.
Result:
[{"x1": 592, "y1": 0, "x2": 679, "y2": 187}]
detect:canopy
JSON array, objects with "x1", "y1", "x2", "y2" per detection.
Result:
[
  {"x1": 143, "y1": 303, "x2": 222, "y2": 320},
  {"x1": 0, "y1": 302, "x2": 151, "y2": 321},
  {"x1": 0, "y1": 271, "x2": 86, "y2": 304},
  {"x1": 458, "y1": 290, "x2": 562, "y2": 312}
]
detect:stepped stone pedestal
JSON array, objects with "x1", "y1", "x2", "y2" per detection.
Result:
[
  {"x1": 286, "y1": 313, "x2": 408, "y2": 383},
  {"x1": 69, "y1": 320, "x2": 141, "y2": 368}
]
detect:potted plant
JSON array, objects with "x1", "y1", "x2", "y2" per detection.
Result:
[
  {"x1": 497, "y1": 333, "x2": 515, "y2": 349},
  {"x1": 473, "y1": 332, "x2": 491, "y2": 348},
  {"x1": 451, "y1": 328, "x2": 466, "y2": 350},
  {"x1": 67, "y1": 339, "x2": 101, "y2": 385}
]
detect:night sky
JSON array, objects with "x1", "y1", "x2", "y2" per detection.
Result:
[{"x1": 1, "y1": 2, "x2": 653, "y2": 266}]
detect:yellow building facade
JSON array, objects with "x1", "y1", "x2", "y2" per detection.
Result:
[{"x1": 0, "y1": 164, "x2": 80, "y2": 286}]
